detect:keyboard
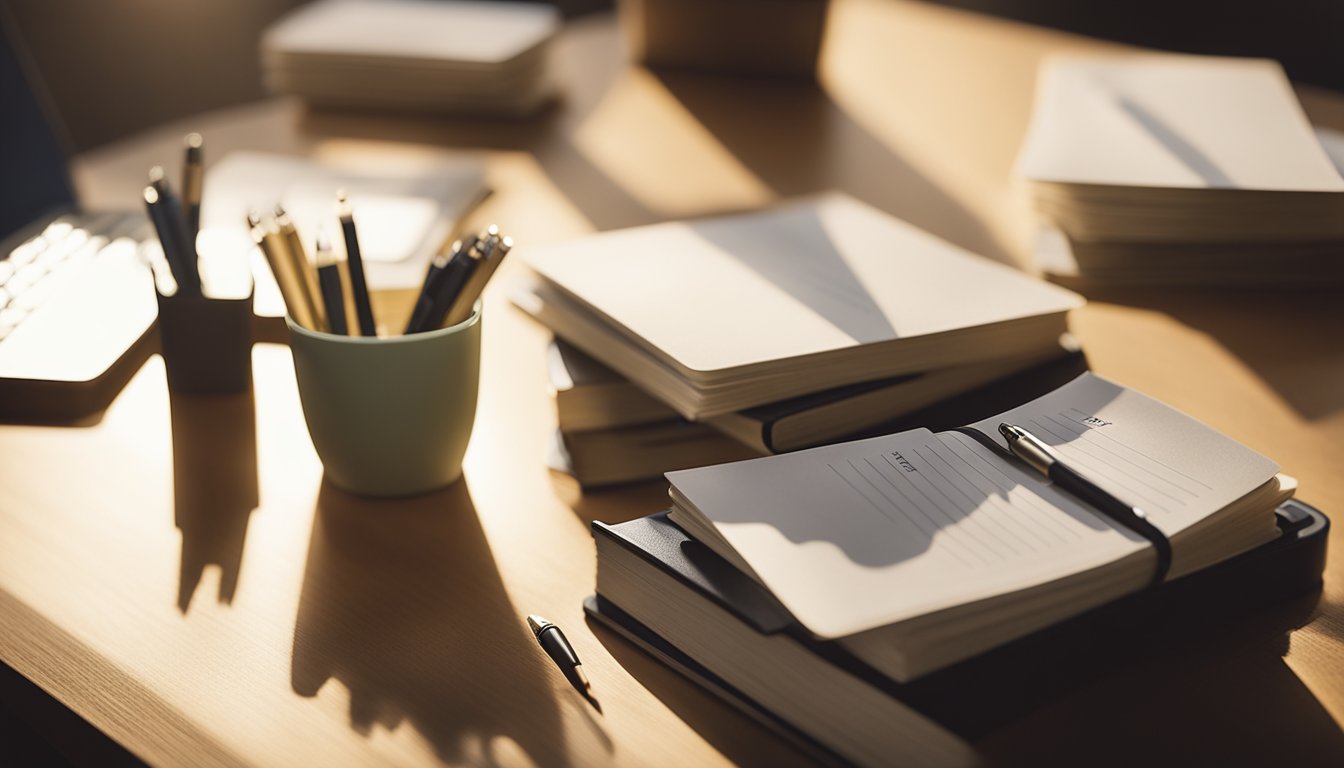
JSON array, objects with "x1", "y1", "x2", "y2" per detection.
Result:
[{"x1": 0, "y1": 211, "x2": 160, "y2": 422}]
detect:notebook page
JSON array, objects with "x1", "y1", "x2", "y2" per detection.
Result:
[
  {"x1": 1017, "y1": 54, "x2": 1344, "y2": 192},
  {"x1": 965, "y1": 372, "x2": 1281, "y2": 537},
  {"x1": 666, "y1": 428, "x2": 1147, "y2": 639}
]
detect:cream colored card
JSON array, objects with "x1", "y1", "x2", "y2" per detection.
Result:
[{"x1": 1018, "y1": 53, "x2": 1344, "y2": 191}]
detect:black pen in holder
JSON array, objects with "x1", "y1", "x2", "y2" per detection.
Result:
[{"x1": 155, "y1": 287, "x2": 254, "y2": 395}]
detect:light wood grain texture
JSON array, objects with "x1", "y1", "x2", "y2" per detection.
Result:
[{"x1": 4, "y1": 2, "x2": 1343, "y2": 766}]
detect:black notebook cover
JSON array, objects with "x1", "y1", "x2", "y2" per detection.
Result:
[{"x1": 587, "y1": 500, "x2": 1328, "y2": 743}]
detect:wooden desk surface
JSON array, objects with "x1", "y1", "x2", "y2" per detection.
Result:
[{"x1": 5, "y1": 2, "x2": 1344, "y2": 765}]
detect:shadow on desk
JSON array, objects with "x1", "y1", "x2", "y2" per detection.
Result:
[
  {"x1": 290, "y1": 479, "x2": 585, "y2": 768},
  {"x1": 170, "y1": 386, "x2": 260, "y2": 614},
  {"x1": 588, "y1": 622, "x2": 820, "y2": 768},
  {"x1": 980, "y1": 592, "x2": 1344, "y2": 767},
  {"x1": 648, "y1": 68, "x2": 1014, "y2": 266},
  {"x1": 1069, "y1": 285, "x2": 1344, "y2": 424}
]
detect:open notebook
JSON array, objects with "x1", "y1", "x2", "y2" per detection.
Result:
[{"x1": 666, "y1": 373, "x2": 1293, "y2": 681}]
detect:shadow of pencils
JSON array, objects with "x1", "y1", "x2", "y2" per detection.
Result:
[
  {"x1": 170, "y1": 387, "x2": 259, "y2": 613},
  {"x1": 290, "y1": 478, "x2": 600, "y2": 767}
]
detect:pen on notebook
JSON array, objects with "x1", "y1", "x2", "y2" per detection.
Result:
[
  {"x1": 181, "y1": 133, "x2": 204, "y2": 242},
  {"x1": 336, "y1": 191, "x2": 376, "y2": 336},
  {"x1": 998, "y1": 423, "x2": 1142, "y2": 520},
  {"x1": 315, "y1": 229, "x2": 349, "y2": 335},
  {"x1": 998, "y1": 422, "x2": 1172, "y2": 578},
  {"x1": 444, "y1": 231, "x2": 511, "y2": 326},
  {"x1": 274, "y1": 205, "x2": 328, "y2": 332},
  {"x1": 528, "y1": 615, "x2": 598, "y2": 709}
]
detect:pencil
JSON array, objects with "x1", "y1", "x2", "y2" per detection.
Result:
[
  {"x1": 274, "y1": 205, "x2": 328, "y2": 332},
  {"x1": 336, "y1": 191, "x2": 376, "y2": 336},
  {"x1": 315, "y1": 229, "x2": 348, "y2": 336},
  {"x1": 249, "y1": 211, "x2": 318, "y2": 330}
]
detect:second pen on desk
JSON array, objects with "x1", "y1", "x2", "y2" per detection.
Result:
[
  {"x1": 315, "y1": 229, "x2": 349, "y2": 335},
  {"x1": 336, "y1": 191, "x2": 376, "y2": 336}
]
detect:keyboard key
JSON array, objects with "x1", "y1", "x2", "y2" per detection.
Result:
[
  {"x1": 0, "y1": 306, "x2": 28, "y2": 330},
  {"x1": 9, "y1": 239, "x2": 44, "y2": 267},
  {"x1": 14, "y1": 283, "x2": 51, "y2": 312},
  {"x1": 41, "y1": 221, "x2": 72, "y2": 241},
  {"x1": 12, "y1": 262, "x2": 49, "y2": 291}
]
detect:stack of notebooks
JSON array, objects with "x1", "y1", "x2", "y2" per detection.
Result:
[
  {"x1": 545, "y1": 339, "x2": 762, "y2": 487},
  {"x1": 589, "y1": 373, "x2": 1313, "y2": 765},
  {"x1": 544, "y1": 336, "x2": 1081, "y2": 487},
  {"x1": 517, "y1": 193, "x2": 1085, "y2": 485},
  {"x1": 262, "y1": 0, "x2": 560, "y2": 116},
  {"x1": 1018, "y1": 53, "x2": 1344, "y2": 284}
]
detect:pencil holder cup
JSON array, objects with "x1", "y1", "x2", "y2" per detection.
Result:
[
  {"x1": 287, "y1": 305, "x2": 481, "y2": 497},
  {"x1": 156, "y1": 289, "x2": 255, "y2": 395}
]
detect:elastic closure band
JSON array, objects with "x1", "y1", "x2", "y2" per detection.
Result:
[{"x1": 953, "y1": 427, "x2": 1172, "y2": 586}]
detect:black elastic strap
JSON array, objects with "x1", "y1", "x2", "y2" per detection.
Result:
[{"x1": 952, "y1": 427, "x2": 1172, "y2": 586}]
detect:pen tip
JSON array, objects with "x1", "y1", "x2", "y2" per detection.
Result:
[
  {"x1": 148, "y1": 165, "x2": 165, "y2": 184},
  {"x1": 143, "y1": 186, "x2": 159, "y2": 204},
  {"x1": 526, "y1": 614, "x2": 548, "y2": 635},
  {"x1": 998, "y1": 423, "x2": 1014, "y2": 438},
  {"x1": 184, "y1": 132, "x2": 203, "y2": 161}
]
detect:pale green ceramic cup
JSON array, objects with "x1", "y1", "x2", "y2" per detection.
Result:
[{"x1": 287, "y1": 306, "x2": 481, "y2": 497}]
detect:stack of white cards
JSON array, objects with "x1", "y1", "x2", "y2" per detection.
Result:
[
  {"x1": 262, "y1": 0, "x2": 560, "y2": 116},
  {"x1": 1018, "y1": 53, "x2": 1344, "y2": 284}
]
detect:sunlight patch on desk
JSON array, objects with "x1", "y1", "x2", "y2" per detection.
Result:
[
  {"x1": 1283, "y1": 594, "x2": 1344, "y2": 729},
  {"x1": 572, "y1": 69, "x2": 775, "y2": 217}
]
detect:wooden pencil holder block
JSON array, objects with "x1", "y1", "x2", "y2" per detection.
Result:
[
  {"x1": 155, "y1": 289, "x2": 255, "y2": 395},
  {"x1": 622, "y1": 0, "x2": 831, "y2": 78}
]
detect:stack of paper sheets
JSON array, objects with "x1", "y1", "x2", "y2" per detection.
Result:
[
  {"x1": 262, "y1": 0, "x2": 560, "y2": 115},
  {"x1": 515, "y1": 193, "x2": 1084, "y2": 420},
  {"x1": 1018, "y1": 53, "x2": 1344, "y2": 284}
]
